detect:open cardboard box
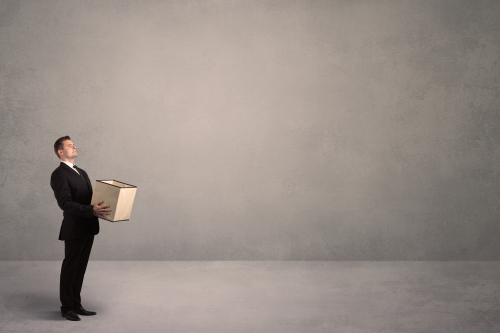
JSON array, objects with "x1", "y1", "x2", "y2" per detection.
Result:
[{"x1": 90, "y1": 180, "x2": 137, "y2": 222}]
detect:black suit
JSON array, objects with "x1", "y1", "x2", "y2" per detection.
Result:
[{"x1": 51, "y1": 162, "x2": 99, "y2": 310}]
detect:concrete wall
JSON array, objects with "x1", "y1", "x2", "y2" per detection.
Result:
[{"x1": 1, "y1": 0, "x2": 499, "y2": 260}]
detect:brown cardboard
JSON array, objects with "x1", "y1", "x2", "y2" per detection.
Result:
[{"x1": 90, "y1": 180, "x2": 137, "y2": 222}]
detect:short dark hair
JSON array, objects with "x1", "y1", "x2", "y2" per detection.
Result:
[{"x1": 54, "y1": 136, "x2": 71, "y2": 159}]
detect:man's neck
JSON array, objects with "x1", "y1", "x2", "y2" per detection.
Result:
[{"x1": 60, "y1": 158, "x2": 75, "y2": 164}]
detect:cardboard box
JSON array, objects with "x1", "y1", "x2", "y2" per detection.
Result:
[{"x1": 90, "y1": 180, "x2": 137, "y2": 222}]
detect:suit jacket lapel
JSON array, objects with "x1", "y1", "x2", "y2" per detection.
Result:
[
  {"x1": 60, "y1": 162, "x2": 87, "y2": 186},
  {"x1": 81, "y1": 169, "x2": 93, "y2": 193}
]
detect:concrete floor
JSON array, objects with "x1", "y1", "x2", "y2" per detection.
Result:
[{"x1": 0, "y1": 261, "x2": 499, "y2": 333}]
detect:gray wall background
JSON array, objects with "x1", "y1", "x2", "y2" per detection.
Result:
[{"x1": 0, "y1": 0, "x2": 499, "y2": 260}]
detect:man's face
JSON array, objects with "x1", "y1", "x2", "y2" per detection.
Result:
[{"x1": 59, "y1": 140, "x2": 77, "y2": 160}]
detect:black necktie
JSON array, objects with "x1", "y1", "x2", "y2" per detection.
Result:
[{"x1": 73, "y1": 165, "x2": 84, "y2": 179}]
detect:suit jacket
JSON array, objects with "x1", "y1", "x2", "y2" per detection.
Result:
[{"x1": 50, "y1": 162, "x2": 99, "y2": 240}]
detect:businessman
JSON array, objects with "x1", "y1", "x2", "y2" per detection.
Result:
[{"x1": 50, "y1": 136, "x2": 111, "y2": 321}]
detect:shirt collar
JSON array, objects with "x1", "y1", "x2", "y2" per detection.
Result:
[{"x1": 61, "y1": 161, "x2": 79, "y2": 173}]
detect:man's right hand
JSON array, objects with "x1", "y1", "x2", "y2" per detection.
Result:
[{"x1": 93, "y1": 201, "x2": 111, "y2": 219}]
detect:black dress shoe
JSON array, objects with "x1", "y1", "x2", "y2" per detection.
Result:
[
  {"x1": 61, "y1": 310, "x2": 81, "y2": 321},
  {"x1": 74, "y1": 305, "x2": 96, "y2": 316}
]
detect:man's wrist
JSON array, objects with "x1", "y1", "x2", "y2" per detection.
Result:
[{"x1": 90, "y1": 204, "x2": 97, "y2": 217}]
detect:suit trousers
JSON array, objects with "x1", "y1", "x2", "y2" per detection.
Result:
[{"x1": 60, "y1": 235, "x2": 94, "y2": 310}]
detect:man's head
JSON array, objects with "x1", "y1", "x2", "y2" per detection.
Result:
[{"x1": 54, "y1": 136, "x2": 77, "y2": 161}]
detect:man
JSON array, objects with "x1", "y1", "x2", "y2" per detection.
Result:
[{"x1": 50, "y1": 136, "x2": 111, "y2": 321}]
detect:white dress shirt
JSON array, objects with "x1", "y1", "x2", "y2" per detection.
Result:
[{"x1": 62, "y1": 161, "x2": 81, "y2": 175}]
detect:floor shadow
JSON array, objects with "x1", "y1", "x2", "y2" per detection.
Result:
[
  {"x1": 3, "y1": 292, "x2": 62, "y2": 321},
  {"x1": 36, "y1": 310, "x2": 62, "y2": 320}
]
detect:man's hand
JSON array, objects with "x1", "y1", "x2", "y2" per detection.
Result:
[{"x1": 93, "y1": 201, "x2": 111, "y2": 219}]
